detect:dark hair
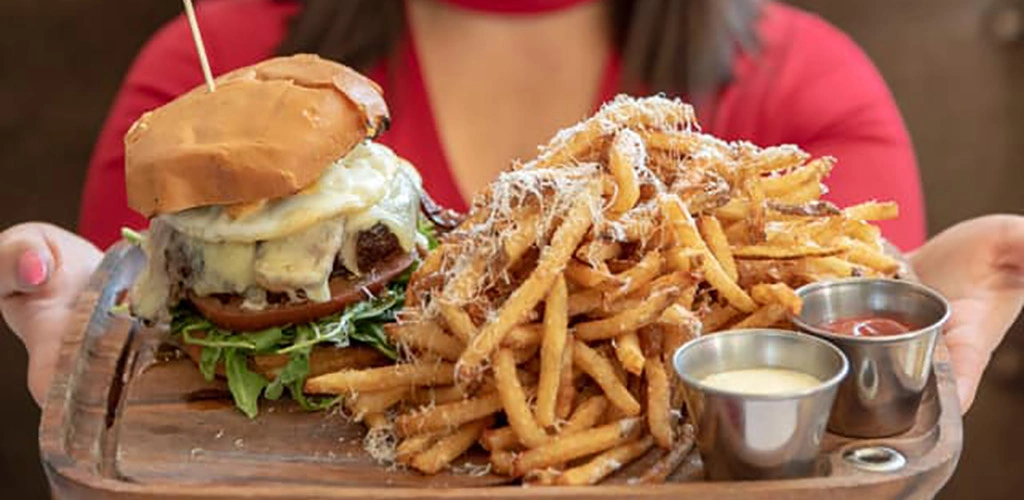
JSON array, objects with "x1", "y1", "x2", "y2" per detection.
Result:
[{"x1": 275, "y1": 0, "x2": 760, "y2": 98}]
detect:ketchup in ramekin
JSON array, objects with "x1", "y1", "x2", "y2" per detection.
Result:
[{"x1": 819, "y1": 316, "x2": 917, "y2": 337}]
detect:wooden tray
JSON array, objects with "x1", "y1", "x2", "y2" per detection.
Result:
[{"x1": 40, "y1": 244, "x2": 963, "y2": 499}]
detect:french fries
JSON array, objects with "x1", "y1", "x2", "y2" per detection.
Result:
[
  {"x1": 637, "y1": 423, "x2": 696, "y2": 483},
  {"x1": 563, "y1": 395, "x2": 609, "y2": 434},
  {"x1": 395, "y1": 392, "x2": 502, "y2": 437},
  {"x1": 645, "y1": 358, "x2": 673, "y2": 449},
  {"x1": 573, "y1": 341, "x2": 641, "y2": 416},
  {"x1": 438, "y1": 301, "x2": 478, "y2": 344},
  {"x1": 503, "y1": 209, "x2": 541, "y2": 266},
  {"x1": 457, "y1": 190, "x2": 598, "y2": 381},
  {"x1": 396, "y1": 431, "x2": 441, "y2": 465},
  {"x1": 575, "y1": 287, "x2": 678, "y2": 341},
  {"x1": 494, "y1": 348, "x2": 549, "y2": 448},
  {"x1": 512, "y1": 417, "x2": 643, "y2": 476},
  {"x1": 565, "y1": 260, "x2": 617, "y2": 288},
  {"x1": 536, "y1": 276, "x2": 569, "y2": 428},
  {"x1": 750, "y1": 283, "x2": 802, "y2": 315},
  {"x1": 697, "y1": 216, "x2": 737, "y2": 281},
  {"x1": 844, "y1": 200, "x2": 899, "y2": 221},
  {"x1": 608, "y1": 250, "x2": 663, "y2": 300},
  {"x1": 411, "y1": 418, "x2": 491, "y2": 474},
  {"x1": 480, "y1": 426, "x2": 519, "y2": 452},
  {"x1": 312, "y1": 95, "x2": 901, "y2": 485},
  {"x1": 385, "y1": 321, "x2": 464, "y2": 362},
  {"x1": 304, "y1": 363, "x2": 454, "y2": 394},
  {"x1": 557, "y1": 436, "x2": 655, "y2": 485},
  {"x1": 732, "y1": 304, "x2": 788, "y2": 329},
  {"x1": 607, "y1": 129, "x2": 645, "y2": 214},
  {"x1": 614, "y1": 332, "x2": 645, "y2": 376},
  {"x1": 347, "y1": 387, "x2": 409, "y2": 420},
  {"x1": 555, "y1": 340, "x2": 576, "y2": 420},
  {"x1": 405, "y1": 385, "x2": 472, "y2": 407},
  {"x1": 733, "y1": 244, "x2": 846, "y2": 260}
]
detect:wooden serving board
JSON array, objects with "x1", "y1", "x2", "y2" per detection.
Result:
[{"x1": 41, "y1": 244, "x2": 963, "y2": 499}]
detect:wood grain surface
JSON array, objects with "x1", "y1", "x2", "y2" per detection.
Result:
[{"x1": 39, "y1": 244, "x2": 963, "y2": 499}]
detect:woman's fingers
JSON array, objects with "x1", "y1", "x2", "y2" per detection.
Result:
[
  {"x1": 911, "y1": 214, "x2": 1024, "y2": 413},
  {"x1": 0, "y1": 223, "x2": 102, "y2": 404},
  {"x1": 943, "y1": 302, "x2": 997, "y2": 411},
  {"x1": 990, "y1": 214, "x2": 1024, "y2": 289},
  {"x1": 0, "y1": 227, "x2": 55, "y2": 298}
]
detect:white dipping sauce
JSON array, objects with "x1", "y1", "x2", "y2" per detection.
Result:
[{"x1": 700, "y1": 368, "x2": 820, "y2": 395}]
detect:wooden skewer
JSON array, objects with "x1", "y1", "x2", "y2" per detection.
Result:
[{"x1": 182, "y1": 0, "x2": 216, "y2": 92}]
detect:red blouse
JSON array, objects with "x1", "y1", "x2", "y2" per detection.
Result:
[{"x1": 79, "y1": 0, "x2": 926, "y2": 251}]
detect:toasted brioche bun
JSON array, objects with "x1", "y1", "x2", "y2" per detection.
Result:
[{"x1": 125, "y1": 54, "x2": 389, "y2": 217}]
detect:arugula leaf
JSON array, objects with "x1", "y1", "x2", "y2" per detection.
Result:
[
  {"x1": 224, "y1": 348, "x2": 269, "y2": 418},
  {"x1": 264, "y1": 351, "x2": 305, "y2": 401},
  {"x1": 418, "y1": 217, "x2": 439, "y2": 251},
  {"x1": 292, "y1": 386, "x2": 340, "y2": 411},
  {"x1": 121, "y1": 227, "x2": 145, "y2": 246},
  {"x1": 265, "y1": 326, "x2": 313, "y2": 401},
  {"x1": 183, "y1": 329, "x2": 259, "y2": 350},
  {"x1": 198, "y1": 345, "x2": 222, "y2": 381},
  {"x1": 242, "y1": 327, "x2": 284, "y2": 352},
  {"x1": 170, "y1": 271, "x2": 408, "y2": 417},
  {"x1": 351, "y1": 322, "x2": 397, "y2": 360}
]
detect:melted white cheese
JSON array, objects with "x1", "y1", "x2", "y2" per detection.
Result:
[
  {"x1": 130, "y1": 219, "x2": 175, "y2": 321},
  {"x1": 164, "y1": 142, "x2": 421, "y2": 242},
  {"x1": 339, "y1": 166, "x2": 421, "y2": 274},
  {"x1": 133, "y1": 142, "x2": 423, "y2": 319},
  {"x1": 189, "y1": 241, "x2": 257, "y2": 297},
  {"x1": 254, "y1": 218, "x2": 345, "y2": 301}
]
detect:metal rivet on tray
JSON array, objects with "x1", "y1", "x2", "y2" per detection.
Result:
[{"x1": 843, "y1": 446, "x2": 907, "y2": 473}]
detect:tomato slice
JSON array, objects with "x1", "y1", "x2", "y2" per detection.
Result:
[{"x1": 190, "y1": 253, "x2": 414, "y2": 331}]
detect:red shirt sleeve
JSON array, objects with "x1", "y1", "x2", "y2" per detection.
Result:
[
  {"x1": 710, "y1": 3, "x2": 926, "y2": 251},
  {"x1": 78, "y1": 0, "x2": 296, "y2": 249}
]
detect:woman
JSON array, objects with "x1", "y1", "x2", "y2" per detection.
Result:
[{"x1": 1, "y1": 0, "x2": 1021, "y2": 412}]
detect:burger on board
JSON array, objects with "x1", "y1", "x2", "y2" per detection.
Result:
[{"x1": 125, "y1": 54, "x2": 432, "y2": 417}]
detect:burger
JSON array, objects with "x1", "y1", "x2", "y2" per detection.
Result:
[{"x1": 125, "y1": 54, "x2": 435, "y2": 417}]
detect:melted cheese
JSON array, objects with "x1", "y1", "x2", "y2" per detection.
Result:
[
  {"x1": 133, "y1": 142, "x2": 423, "y2": 319},
  {"x1": 164, "y1": 142, "x2": 421, "y2": 242},
  {"x1": 340, "y1": 166, "x2": 421, "y2": 274},
  {"x1": 130, "y1": 219, "x2": 175, "y2": 321},
  {"x1": 189, "y1": 241, "x2": 257, "y2": 297},
  {"x1": 254, "y1": 219, "x2": 345, "y2": 301}
]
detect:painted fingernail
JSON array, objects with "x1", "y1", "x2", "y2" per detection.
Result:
[{"x1": 17, "y1": 250, "x2": 48, "y2": 288}]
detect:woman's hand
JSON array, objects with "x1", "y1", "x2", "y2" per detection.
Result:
[
  {"x1": 909, "y1": 214, "x2": 1024, "y2": 413},
  {"x1": 0, "y1": 223, "x2": 102, "y2": 405}
]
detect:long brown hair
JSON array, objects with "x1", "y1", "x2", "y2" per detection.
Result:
[{"x1": 275, "y1": 0, "x2": 760, "y2": 97}]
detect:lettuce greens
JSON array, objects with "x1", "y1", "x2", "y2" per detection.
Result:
[
  {"x1": 171, "y1": 280, "x2": 405, "y2": 418},
  {"x1": 166, "y1": 218, "x2": 437, "y2": 418}
]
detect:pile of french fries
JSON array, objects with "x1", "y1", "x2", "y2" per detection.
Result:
[{"x1": 303, "y1": 95, "x2": 901, "y2": 484}]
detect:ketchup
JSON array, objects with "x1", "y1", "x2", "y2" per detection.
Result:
[{"x1": 820, "y1": 316, "x2": 916, "y2": 337}]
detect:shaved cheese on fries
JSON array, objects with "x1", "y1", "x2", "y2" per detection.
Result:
[{"x1": 309, "y1": 95, "x2": 901, "y2": 482}]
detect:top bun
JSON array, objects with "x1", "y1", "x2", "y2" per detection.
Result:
[{"x1": 125, "y1": 54, "x2": 389, "y2": 217}]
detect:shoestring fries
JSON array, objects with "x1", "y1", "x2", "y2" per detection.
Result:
[{"x1": 309, "y1": 95, "x2": 902, "y2": 482}]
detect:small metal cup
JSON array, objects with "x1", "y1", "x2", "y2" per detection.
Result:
[
  {"x1": 793, "y1": 278, "x2": 951, "y2": 438},
  {"x1": 673, "y1": 329, "x2": 848, "y2": 481}
]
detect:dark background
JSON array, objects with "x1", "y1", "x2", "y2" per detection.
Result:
[{"x1": 1, "y1": 0, "x2": 1022, "y2": 498}]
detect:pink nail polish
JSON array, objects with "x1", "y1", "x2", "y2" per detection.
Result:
[{"x1": 18, "y1": 250, "x2": 48, "y2": 287}]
